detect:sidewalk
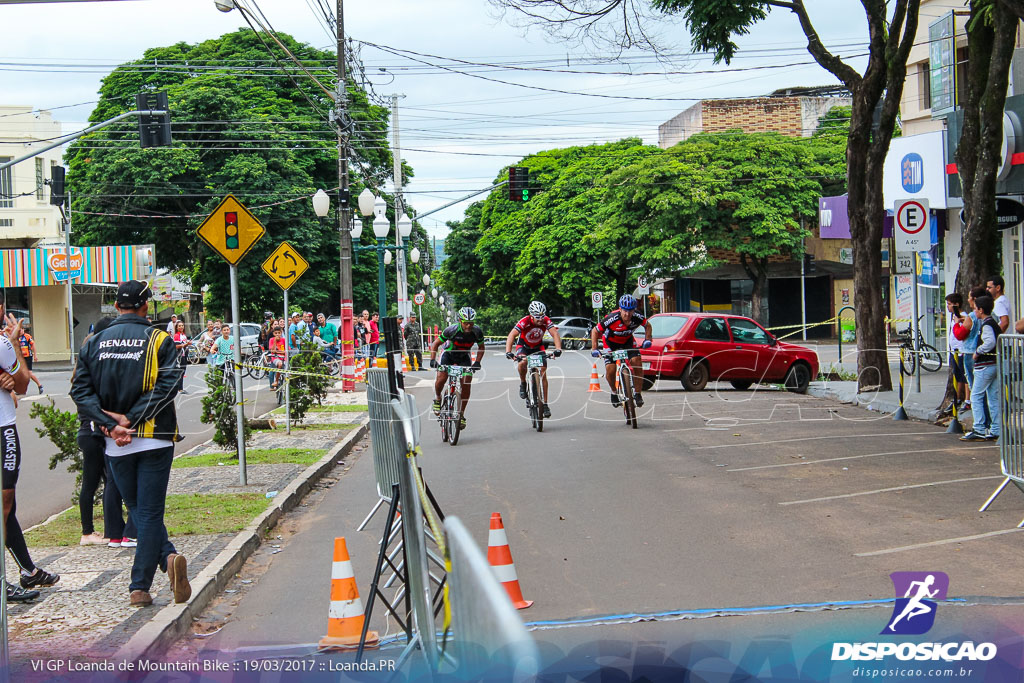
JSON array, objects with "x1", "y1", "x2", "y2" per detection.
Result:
[{"x1": 7, "y1": 382, "x2": 369, "y2": 676}]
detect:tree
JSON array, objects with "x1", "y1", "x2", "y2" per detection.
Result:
[
  {"x1": 491, "y1": 0, "x2": 921, "y2": 392},
  {"x1": 66, "y1": 30, "x2": 395, "y2": 318},
  {"x1": 603, "y1": 131, "x2": 846, "y2": 323}
]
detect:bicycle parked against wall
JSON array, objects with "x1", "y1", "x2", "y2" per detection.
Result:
[{"x1": 898, "y1": 315, "x2": 943, "y2": 376}]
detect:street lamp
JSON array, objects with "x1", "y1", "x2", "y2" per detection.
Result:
[
  {"x1": 354, "y1": 190, "x2": 418, "y2": 319},
  {"x1": 431, "y1": 288, "x2": 438, "y2": 298},
  {"x1": 423, "y1": 274, "x2": 430, "y2": 287}
]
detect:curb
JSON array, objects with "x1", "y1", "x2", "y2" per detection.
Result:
[
  {"x1": 808, "y1": 383, "x2": 939, "y2": 422},
  {"x1": 115, "y1": 417, "x2": 370, "y2": 661}
]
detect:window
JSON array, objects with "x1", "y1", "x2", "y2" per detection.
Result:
[
  {"x1": 693, "y1": 317, "x2": 729, "y2": 342},
  {"x1": 35, "y1": 158, "x2": 44, "y2": 200},
  {"x1": 919, "y1": 61, "x2": 931, "y2": 110},
  {"x1": 0, "y1": 157, "x2": 12, "y2": 208},
  {"x1": 729, "y1": 318, "x2": 772, "y2": 345},
  {"x1": 648, "y1": 315, "x2": 689, "y2": 339}
]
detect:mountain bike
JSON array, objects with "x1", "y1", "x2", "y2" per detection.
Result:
[
  {"x1": 438, "y1": 365, "x2": 475, "y2": 446},
  {"x1": 604, "y1": 349, "x2": 640, "y2": 429},
  {"x1": 244, "y1": 349, "x2": 270, "y2": 380},
  {"x1": 515, "y1": 351, "x2": 555, "y2": 432},
  {"x1": 898, "y1": 315, "x2": 943, "y2": 376}
]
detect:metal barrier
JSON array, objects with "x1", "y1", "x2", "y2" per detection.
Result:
[
  {"x1": 359, "y1": 368, "x2": 406, "y2": 530},
  {"x1": 444, "y1": 516, "x2": 539, "y2": 680},
  {"x1": 980, "y1": 334, "x2": 1024, "y2": 526}
]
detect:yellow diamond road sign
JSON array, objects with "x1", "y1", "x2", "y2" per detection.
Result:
[
  {"x1": 196, "y1": 195, "x2": 266, "y2": 265},
  {"x1": 262, "y1": 242, "x2": 309, "y2": 290}
]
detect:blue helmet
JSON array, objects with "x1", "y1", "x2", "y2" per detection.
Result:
[{"x1": 618, "y1": 294, "x2": 637, "y2": 311}]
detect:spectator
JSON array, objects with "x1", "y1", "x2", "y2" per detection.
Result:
[
  {"x1": 312, "y1": 327, "x2": 339, "y2": 360},
  {"x1": 258, "y1": 312, "x2": 274, "y2": 351},
  {"x1": 317, "y1": 314, "x2": 337, "y2": 345},
  {"x1": 962, "y1": 294, "x2": 1001, "y2": 442},
  {"x1": 404, "y1": 314, "x2": 423, "y2": 370},
  {"x1": 0, "y1": 306, "x2": 59, "y2": 602},
  {"x1": 77, "y1": 316, "x2": 137, "y2": 549},
  {"x1": 268, "y1": 326, "x2": 286, "y2": 390},
  {"x1": 986, "y1": 275, "x2": 1011, "y2": 333},
  {"x1": 354, "y1": 314, "x2": 368, "y2": 358},
  {"x1": 15, "y1": 324, "x2": 43, "y2": 394},
  {"x1": 397, "y1": 314, "x2": 405, "y2": 330},
  {"x1": 369, "y1": 312, "x2": 381, "y2": 357},
  {"x1": 945, "y1": 293, "x2": 967, "y2": 408},
  {"x1": 166, "y1": 314, "x2": 177, "y2": 335},
  {"x1": 304, "y1": 311, "x2": 317, "y2": 335},
  {"x1": 172, "y1": 321, "x2": 190, "y2": 394},
  {"x1": 70, "y1": 280, "x2": 191, "y2": 608},
  {"x1": 199, "y1": 320, "x2": 216, "y2": 353},
  {"x1": 210, "y1": 324, "x2": 234, "y2": 369},
  {"x1": 288, "y1": 312, "x2": 308, "y2": 349}
]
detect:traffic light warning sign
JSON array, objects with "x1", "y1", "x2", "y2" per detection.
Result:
[{"x1": 197, "y1": 195, "x2": 266, "y2": 265}]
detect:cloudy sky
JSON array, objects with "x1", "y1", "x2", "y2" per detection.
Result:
[{"x1": 2, "y1": 0, "x2": 873, "y2": 236}]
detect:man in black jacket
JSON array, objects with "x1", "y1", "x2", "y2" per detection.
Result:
[{"x1": 71, "y1": 280, "x2": 191, "y2": 608}]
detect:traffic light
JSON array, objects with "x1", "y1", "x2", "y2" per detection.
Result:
[
  {"x1": 49, "y1": 166, "x2": 65, "y2": 206},
  {"x1": 508, "y1": 166, "x2": 531, "y2": 202},
  {"x1": 136, "y1": 91, "x2": 172, "y2": 148},
  {"x1": 225, "y1": 211, "x2": 239, "y2": 250}
]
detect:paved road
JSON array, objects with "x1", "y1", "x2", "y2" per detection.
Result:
[
  {"x1": 13, "y1": 363, "x2": 282, "y2": 527},
  {"x1": 177, "y1": 349, "x2": 1021, "y2": 660}
]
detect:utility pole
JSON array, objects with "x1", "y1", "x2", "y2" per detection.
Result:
[
  {"x1": 336, "y1": 0, "x2": 355, "y2": 391},
  {"x1": 392, "y1": 94, "x2": 409, "y2": 319}
]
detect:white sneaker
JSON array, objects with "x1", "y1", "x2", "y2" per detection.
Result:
[{"x1": 121, "y1": 538, "x2": 137, "y2": 548}]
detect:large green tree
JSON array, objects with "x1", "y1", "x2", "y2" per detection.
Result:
[
  {"x1": 66, "y1": 29, "x2": 411, "y2": 318},
  {"x1": 603, "y1": 131, "x2": 846, "y2": 324},
  {"x1": 491, "y1": 0, "x2": 921, "y2": 392}
]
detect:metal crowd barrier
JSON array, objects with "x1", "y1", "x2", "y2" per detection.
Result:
[
  {"x1": 359, "y1": 368, "x2": 406, "y2": 530},
  {"x1": 444, "y1": 516, "x2": 539, "y2": 680},
  {"x1": 980, "y1": 334, "x2": 1024, "y2": 526}
]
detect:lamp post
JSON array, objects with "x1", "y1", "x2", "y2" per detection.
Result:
[{"x1": 355, "y1": 189, "x2": 420, "y2": 320}]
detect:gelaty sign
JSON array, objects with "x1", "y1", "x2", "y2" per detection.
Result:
[{"x1": 46, "y1": 249, "x2": 83, "y2": 282}]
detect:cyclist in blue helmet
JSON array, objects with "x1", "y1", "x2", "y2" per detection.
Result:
[{"x1": 590, "y1": 294, "x2": 653, "y2": 408}]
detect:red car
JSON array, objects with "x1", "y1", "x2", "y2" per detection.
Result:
[{"x1": 637, "y1": 313, "x2": 819, "y2": 393}]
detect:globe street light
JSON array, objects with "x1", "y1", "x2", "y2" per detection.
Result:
[
  {"x1": 423, "y1": 274, "x2": 430, "y2": 287},
  {"x1": 352, "y1": 190, "x2": 417, "y2": 321}
]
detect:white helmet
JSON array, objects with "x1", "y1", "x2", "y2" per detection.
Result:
[{"x1": 528, "y1": 301, "x2": 546, "y2": 317}]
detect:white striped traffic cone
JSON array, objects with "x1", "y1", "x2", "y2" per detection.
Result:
[
  {"x1": 487, "y1": 512, "x2": 533, "y2": 609},
  {"x1": 318, "y1": 537, "x2": 378, "y2": 650}
]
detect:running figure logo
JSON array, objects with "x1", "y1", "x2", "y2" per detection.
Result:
[{"x1": 882, "y1": 571, "x2": 949, "y2": 635}]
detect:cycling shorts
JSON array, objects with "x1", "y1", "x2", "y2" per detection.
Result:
[
  {"x1": 1, "y1": 424, "x2": 21, "y2": 490},
  {"x1": 439, "y1": 350, "x2": 472, "y2": 368},
  {"x1": 515, "y1": 343, "x2": 545, "y2": 357}
]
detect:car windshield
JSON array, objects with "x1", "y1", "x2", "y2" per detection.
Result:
[{"x1": 648, "y1": 315, "x2": 689, "y2": 339}]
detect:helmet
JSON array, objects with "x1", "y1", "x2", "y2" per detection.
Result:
[
  {"x1": 264, "y1": 311, "x2": 273, "y2": 319},
  {"x1": 528, "y1": 301, "x2": 546, "y2": 317},
  {"x1": 618, "y1": 294, "x2": 637, "y2": 311},
  {"x1": 458, "y1": 307, "x2": 476, "y2": 322}
]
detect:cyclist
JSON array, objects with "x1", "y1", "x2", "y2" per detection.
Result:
[
  {"x1": 505, "y1": 301, "x2": 563, "y2": 418},
  {"x1": 590, "y1": 294, "x2": 653, "y2": 407},
  {"x1": 429, "y1": 307, "x2": 485, "y2": 430},
  {"x1": 257, "y1": 311, "x2": 274, "y2": 351}
]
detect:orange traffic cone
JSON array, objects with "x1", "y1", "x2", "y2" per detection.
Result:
[
  {"x1": 487, "y1": 513, "x2": 533, "y2": 610},
  {"x1": 402, "y1": 355, "x2": 409, "y2": 373},
  {"x1": 318, "y1": 537, "x2": 379, "y2": 650},
  {"x1": 587, "y1": 362, "x2": 601, "y2": 392}
]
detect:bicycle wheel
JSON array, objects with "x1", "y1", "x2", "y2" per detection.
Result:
[
  {"x1": 450, "y1": 386, "x2": 462, "y2": 446},
  {"x1": 619, "y1": 363, "x2": 637, "y2": 428},
  {"x1": 249, "y1": 355, "x2": 268, "y2": 381},
  {"x1": 185, "y1": 346, "x2": 199, "y2": 364},
  {"x1": 531, "y1": 371, "x2": 543, "y2": 433},
  {"x1": 440, "y1": 387, "x2": 452, "y2": 443},
  {"x1": 899, "y1": 344, "x2": 916, "y2": 376},
  {"x1": 919, "y1": 343, "x2": 943, "y2": 372}
]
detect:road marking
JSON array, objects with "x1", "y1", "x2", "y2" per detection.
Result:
[
  {"x1": 855, "y1": 528, "x2": 1024, "y2": 557},
  {"x1": 779, "y1": 476, "x2": 1004, "y2": 505},
  {"x1": 693, "y1": 431, "x2": 940, "y2": 449},
  {"x1": 726, "y1": 447, "x2": 994, "y2": 472}
]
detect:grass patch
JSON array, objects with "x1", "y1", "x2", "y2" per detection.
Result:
[
  {"x1": 269, "y1": 404, "x2": 367, "y2": 416},
  {"x1": 173, "y1": 447, "x2": 327, "y2": 468},
  {"x1": 26, "y1": 493, "x2": 270, "y2": 547},
  {"x1": 254, "y1": 422, "x2": 357, "y2": 432}
]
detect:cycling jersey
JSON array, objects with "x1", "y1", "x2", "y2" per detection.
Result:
[
  {"x1": 439, "y1": 324, "x2": 485, "y2": 353},
  {"x1": 0, "y1": 336, "x2": 21, "y2": 427},
  {"x1": 596, "y1": 310, "x2": 647, "y2": 348},
  {"x1": 512, "y1": 315, "x2": 554, "y2": 349}
]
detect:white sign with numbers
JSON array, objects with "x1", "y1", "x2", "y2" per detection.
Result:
[
  {"x1": 895, "y1": 254, "x2": 913, "y2": 274},
  {"x1": 591, "y1": 291, "x2": 603, "y2": 308}
]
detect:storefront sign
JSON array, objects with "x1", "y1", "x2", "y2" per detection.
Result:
[
  {"x1": 46, "y1": 249, "x2": 83, "y2": 282},
  {"x1": 894, "y1": 275, "x2": 914, "y2": 334},
  {"x1": 883, "y1": 131, "x2": 949, "y2": 209},
  {"x1": 1, "y1": 244, "x2": 150, "y2": 287}
]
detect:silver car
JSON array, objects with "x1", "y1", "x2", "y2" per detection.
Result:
[{"x1": 544, "y1": 316, "x2": 596, "y2": 349}]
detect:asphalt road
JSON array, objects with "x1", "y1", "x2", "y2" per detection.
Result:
[
  {"x1": 12, "y1": 363, "x2": 282, "y2": 527},
  {"x1": 182, "y1": 349, "x2": 1023, "y2": 662}
]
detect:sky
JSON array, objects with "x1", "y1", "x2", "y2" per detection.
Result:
[{"x1": 1, "y1": 0, "x2": 872, "y2": 238}]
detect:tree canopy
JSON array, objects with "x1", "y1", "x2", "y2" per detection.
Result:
[{"x1": 66, "y1": 29, "x2": 424, "y2": 318}]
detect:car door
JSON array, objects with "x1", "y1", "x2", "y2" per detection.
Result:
[
  {"x1": 689, "y1": 317, "x2": 734, "y2": 382},
  {"x1": 725, "y1": 318, "x2": 773, "y2": 380}
]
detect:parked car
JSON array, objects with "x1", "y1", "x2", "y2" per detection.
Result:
[
  {"x1": 637, "y1": 313, "x2": 819, "y2": 393},
  {"x1": 543, "y1": 316, "x2": 596, "y2": 349}
]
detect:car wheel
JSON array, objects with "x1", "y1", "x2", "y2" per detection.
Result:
[
  {"x1": 784, "y1": 363, "x2": 811, "y2": 394},
  {"x1": 729, "y1": 380, "x2": 753, "y2": 391},
  {"x1": 681, "y1": 360, "x2": 709, "y2": 391},
  {"x1": 641, "y1": 375, "x2": 655, "y2": 391}
]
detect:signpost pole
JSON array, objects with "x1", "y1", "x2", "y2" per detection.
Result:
[
  {"x1": 912, "y1": 257, "x2": 921, "y2": 393},
  {"x1": 800, "y1": 230, "x2": 807, "y2": 341},
  {"x1": 284, "y1": 288, "x2": 290, "y2": 435},
  {"x1": 229, "y1": 264, "x2": 247, "y2": 485},
  {"x1": 64, "y1": 192, "x2": 76, "y2": 368}
]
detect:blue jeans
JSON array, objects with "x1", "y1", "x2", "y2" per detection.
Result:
[
  {"x1": 107, "y1": 445, "x2": 177, "y2": 592},
  {"x1": 963, "y1": 355, "x2": 991, "y2": 425},
  {"x1": 970, "y1": 364, "x2": 1001, "y2": 437}
]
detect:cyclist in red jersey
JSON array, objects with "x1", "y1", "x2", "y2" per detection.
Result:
[
  {"x1": 505, "y1": 301, "x2": 562, "y2": 418},
  {"x1": 590, "y1": 294, "x2": 653, "y2": 407}
]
